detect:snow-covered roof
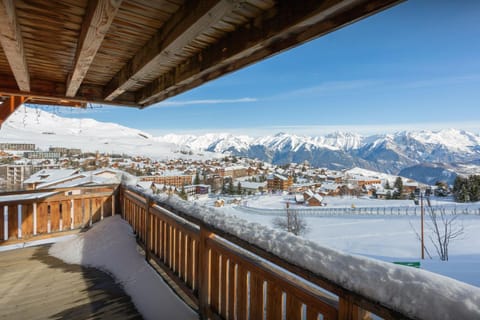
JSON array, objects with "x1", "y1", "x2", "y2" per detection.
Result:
[
  {"x1": 268, "y1": 173, "x2": 288, "y2": 181},
  {"x1": 24, "y1": 169, "x2": 79, "y2": 184},
  {"x1": 240, "y1": 181, "x2": 266, "y2": 189}
]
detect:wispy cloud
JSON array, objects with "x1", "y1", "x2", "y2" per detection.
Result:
[
  {"x1": 144, "y1": 121, "x2": 480, "y2": 137},
  {"x1": 267, "y1": 79, "x2": 380, "y2": 100},
  {"x1": 398, "y1": 74, "x2": 480, "y2": 89},
  {"x1": 154, "y1": 97, "x2": 257, "y2": 107}
]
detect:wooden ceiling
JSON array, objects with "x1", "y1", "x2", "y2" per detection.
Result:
[{"x1": 0, "y1": 0, "x2": 402, "y2": 113}]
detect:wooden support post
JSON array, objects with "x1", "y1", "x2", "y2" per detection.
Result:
[
  {"x1": 47, "y1": 204, "x2": 51, "y2": 233},
  {"x1": 33, "y1": 202, "x2": 37, "y2": 235},
  {"x1": 101, "y1": 198, "x2": 104, "y2": 220},
  {"x1": 89, "y1": 199, "x2": 93, "y2": 227},
  {"x1": 70, "y1": 199, "x2": 74, "y2": 229},
  {"x1": 145, "y1": 196, "x2": 152, "y2": 262},
  {"x1": 338, "y1": 296, "x2": 360, "y2": 320},
  {"x1": 4, "y1": 205, "x2": 8, "y2": 240},
  {"x1": 112, "y1": 191, "x2": 116, "y2": 216},
  {"x1": 17, "y1": 204, "x2": 22, "y2": 239},
  {"x1": 0, "y1": 96, "x2": 26, "y2": 127},
  {"x1": 81, "y1": 199, "x2": 85, "y2": 227},
  {"x1": 198, "y1": 227, "x2": 213, "y2": 319}
]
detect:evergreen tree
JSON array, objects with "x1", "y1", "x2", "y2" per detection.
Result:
[
  {"x1": 179, "y1": 185, "x2": 188, "y2": 200},
  {"x1": 194, "y1": 172, "x2": 200, "y2": 185},
  {"x1": 393, "y1": 177, "x2": 403, "y2": 199},
  {"x1": 228, "y1": 180, "x2": 234, "y2": 195},
  {"x1": 237, "y1": 182, "x2": 242, "y2": 195},
  {"x1": 385, "y1": 180, "x2": 391, "y2": 189}
]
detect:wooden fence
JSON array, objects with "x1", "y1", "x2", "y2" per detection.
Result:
[
  {"x1": 121, "y1": 187, "x2": 409, "y2": 320},
  {"x1": 0, "y1": 185, "x2": 118, "y2": 243}
]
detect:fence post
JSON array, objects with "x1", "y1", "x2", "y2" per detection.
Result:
[{"x1": 198, "y1": 227, "x2": 212, "y2": 319}]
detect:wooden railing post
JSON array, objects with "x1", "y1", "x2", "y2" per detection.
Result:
[
  {"x1": 339, "y1": 296, "x2": 360, "y2": 320},
  {"x1": 145, "y1": 196, "x2": 152, "y2": 262},
  {"x1": 198, "y1": 227, "x2": 212, "y2": 319}
]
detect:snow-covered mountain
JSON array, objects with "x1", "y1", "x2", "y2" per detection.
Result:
[
  {"x1": 2, "y1": 107, "x2": 479, "y2": 183},
  {"x1": 0, "y1": 106, "x2": 215, "y2": 160}
]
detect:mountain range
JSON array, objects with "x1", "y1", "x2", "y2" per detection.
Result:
[
  {"x1": 156, "y1": 130, "x2": 480, "y2": 184},
  {"x1": 2, "y1": 107, "x2": 479, "y2": 185}
]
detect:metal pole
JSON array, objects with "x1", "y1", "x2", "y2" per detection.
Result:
[{"x1": 421, "y1": 192, "x2": 425, "y2": 260}]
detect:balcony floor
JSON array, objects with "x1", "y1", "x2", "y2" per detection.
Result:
[{"x1": 0, "y1": 245, "x2": 142, "y2": 319}]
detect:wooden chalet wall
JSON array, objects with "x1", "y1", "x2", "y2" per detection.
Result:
[{"x1": 0, "y1": 186, "x2": 118, "y2": 243}]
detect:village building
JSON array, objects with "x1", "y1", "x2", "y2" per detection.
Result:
[
  {"x1": 267, "y1": 173, "x2": 293, "y2": 191},
  {"x1": 303, "y1": 189, "x2": 323, "y2": 206}
]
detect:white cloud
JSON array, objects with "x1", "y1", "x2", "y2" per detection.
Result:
[{"x1": 153, "y1": 97, "x2": 257, "y2": 107}]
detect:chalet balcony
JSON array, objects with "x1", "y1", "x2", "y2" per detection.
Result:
[{"x1": 1, "y1": 184, "x2": 479, "y2": 320}]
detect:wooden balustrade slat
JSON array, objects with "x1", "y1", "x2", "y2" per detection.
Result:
[
  {"x1": 166, "y1": 224, "x2": 172, "y2": 267},
  {"x1": 250, "y1": 272, "x2": 264, "y2": 320},
  {"x1": 236, "y1": 263, "x2": 248, "y2": 320},
  {"x1": 220, "y1": 254, "x2": 228, "y2": 318},
  {"x1": 194, "y1": 238, "x2": 199, "y2": 293},
  {"x1": 210, "y1": 250, "x2": 220, "y2": 314},
  {"x1": 286, "y1": 293, "x2": 303, "y2": 320},
  {"x1": 266, "y1": 281, "x2": 283, "y2": 320},
  {"x1": 174, "y1": 229, "x2": 180, "y2": 274},
  {"x1": 186, "y1": 235, "x2": 193, "y2": 288},
  {"x1": 227, "y1": 257, "x2": 235, "y2": 320}
]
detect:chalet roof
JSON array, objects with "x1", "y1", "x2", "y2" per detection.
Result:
[
  {"x1": 24, "y1": 169, "x2": 80, "y2": 184},
  {"x1": 0, "y1": 0, "x2": 401, "y2": 122}
]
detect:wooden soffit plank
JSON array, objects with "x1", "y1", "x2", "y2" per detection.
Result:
[
  {"x1": 0, "y1": 0, "x2": 30, "y2": 92},
  {"x1": 104, "y1": 0, "x2": 239, "y2": 101},
  {"x1": 138, "y1": 0, "x2": 402, "y2": 106},
  {"x1": 66, "y1": 0, "x2": 123, "y2": 97}
]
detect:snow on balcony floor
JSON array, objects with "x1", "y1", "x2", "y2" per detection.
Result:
[{"x1": 49, "y1": 215, "x2": 198, "y2": 320}]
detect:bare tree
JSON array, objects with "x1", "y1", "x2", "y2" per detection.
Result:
[
  {"x1": 426, "y1": 206, "x2": 464, "y2": 261},
  {"x1": 273, "y1": 208, "x2": 307, "y2": 236}
]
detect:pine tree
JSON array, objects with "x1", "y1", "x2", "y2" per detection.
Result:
[
  {"x1": 385, "y1": 180, "x2": 391, "y2": 189},
  {"x1": 237, "y1": 182, "x2": 242, "y2": 195},
  {"x1": 194, "y1": 172, "x2": 200, "y2": 185},
  {"x1": 179, "y1": 185, "x2": 188, "y2": 200},
  {"x1": 228, "y1": 180, "x2": 234, "y2": 195}
]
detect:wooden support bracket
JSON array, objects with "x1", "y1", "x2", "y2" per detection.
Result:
[{"x1": 0, "y1": 95, "x2": 26, "y2": 127}]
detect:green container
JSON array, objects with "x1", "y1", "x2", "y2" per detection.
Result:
[{"x1": 393, "y1": 261, "x2": 421, "y2": 268}]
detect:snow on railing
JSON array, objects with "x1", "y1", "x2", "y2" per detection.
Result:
[{"x1": 121, "y1": 185, "x2": 480, "y2": 320}]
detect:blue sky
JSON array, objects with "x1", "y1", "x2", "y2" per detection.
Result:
[{"x1": 52, "y1": 1, "x2": 480, "y2": 136}]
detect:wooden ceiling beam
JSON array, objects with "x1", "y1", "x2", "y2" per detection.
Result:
[
  {"x1": 1, "y1": 77, "x2": 138, "y2": 108},
  {"x1": 138, "y1": 0, "x2": 402, "y2": 106},
  {"x1": 66, "y1": 0, "x2": 123, "y2": 97},
  {"x1": 0, "y1": 95, "x2": 26, "y2": 127},
  {"x1": 0, "y1": 0, "x2": 30, "y2": 92},
  {"x1": 103, "y1": 0, "x2": 239, "y2": 101}
]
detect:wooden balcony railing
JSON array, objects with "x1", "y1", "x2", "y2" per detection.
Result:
[
  {"x1": 121, "y1": 186, "x2": 410, "y2": 320},
  {"x1": 0, "y1": 185, "x2": 118, "y2": 242},
  {"x1": 3, "y1": 185, "x2": 478, "y2": 320}
]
